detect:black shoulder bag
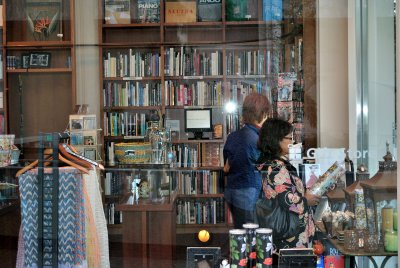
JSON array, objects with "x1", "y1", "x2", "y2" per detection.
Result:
[{"x1": 255, "y1": 171, "x2": 300, "y2": 241}]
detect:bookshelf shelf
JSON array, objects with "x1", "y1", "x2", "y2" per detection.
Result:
[
  {"x1": 164, "y1": 21, "x2": 223, "y2": 27},
  {"x1": 6, "y1": 68, "x2": 72, "y2": 73},
  {"x1": 178, "y1": 193, "x2": 224, "y2": 198},
  {"x1": 5, "y1": 41, "x2": 74, "y2": 47},
  {"x1": 103, "y1": 23, "x2": 161, "y2": 28},
  {"x1": 171, "y1": 139, "x2": 224, "y2": 144},
  {"x1": 104, "y1": 106, "x2": 161, "y2": 111},
  {"x1": 103, "y1": 76, "x2": 162, "y2": 81},
  {"x1": 176, "y1": 224, "x2": 230, "y2": 234}
]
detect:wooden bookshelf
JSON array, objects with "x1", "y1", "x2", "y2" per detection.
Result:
[
  {"x1": 4, "y1": 0, "x2": 76, "y2": 161},
  {"x1": 99, "y1": 0, "x2": 315, "y2": 266}
]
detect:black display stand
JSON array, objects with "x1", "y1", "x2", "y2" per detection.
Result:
[{"x1": 37, "y1": 132, "x2": 69, "y2": 267}]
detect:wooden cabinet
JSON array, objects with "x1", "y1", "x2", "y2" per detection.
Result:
[
  {"x1": 118, "y1": 202, "x2": 176, "y2": 268},
  {"x1": 3, "y1": 0, "x2": 76, "y2": 160}
]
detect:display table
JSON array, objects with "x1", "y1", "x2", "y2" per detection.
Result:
[
  {"x1": 326, "y1": 237, "x2": 396, "y2": 268},
  {"x1": 315, "y1": 221, "x2": 397, "y2": 268}
]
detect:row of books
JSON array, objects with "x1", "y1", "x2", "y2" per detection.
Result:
[
  {"x1": 226, "y1": 49, "x2": 272, "y2": 76},
  {"x1": 103, "y1": 81, "x2": 162, "y2": 107},
  {"x1": 103, "y1": 112, "x2": 147, "y2": 137},
  {"x1": 104, "y1": 172, "x2": 124, "y2": 196},
  {"x1": 105, "y1": 0, "x2": 285, "y2": 24},
  {"x1": 105, "y1": 202, "x2": 123, "y2": 225},
  {"x1": 103, "y1": 50, "x2": 162, "y2": 78},
  {"x1": 172, "y1": 143, "x2": 199, "y2": 168},
  {"x1": 225, "y1": 80, "x2": 270, "y2": 104},
  {"x1": 164, "y1": 47, "x2": 223, "y2": 77},
  {"x1": 5, "y1": 55, "x2": 21, "y2": 70},
  {"x1": 177, "y1": 170, "x2": 222, "y2": 195},
  {"x1": 226, "y1": 113, "x2": 240, "y2": 136},
  {"x1": 164, "y1": 80, "x2": 223, "y2": 106},
  {"x1": 201, "y1": 143, "x2": 223, "y2": 167},
  {"x1": 176, "y1": 197, "x2": 225, "y2": 225},
  {"x1": 101, "y1": 47, "x2": 301, "y2": 79}
]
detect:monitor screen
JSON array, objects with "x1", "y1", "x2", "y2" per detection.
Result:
[{"x1": 184, "y1": 108, "x2": 212, "y2": 139}]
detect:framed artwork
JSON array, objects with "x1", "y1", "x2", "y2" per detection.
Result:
[
  {"x1": 29, "y1": 52, "x2": 51, "y2": 68},
  {"x1": 26, "y1": 0, "x2": 61, "y2": 41},
  {"x1": 83, "y1": 131, "x2": 97, "y2": 146},
  {"x1": 186, "y1": 247, "x2": 221, "y2": 268},
  {"x1": 70, "y1": 114, "x2": 97, "y2": 130},
  {"x1": 69, "y1": 116, "x2": 83, "y2": 130},
  {"x1": 70, "y1": 132, "x2": 84, "y2": 145},
  {"x1": 84, "y1": 148, "x2": 97, "y2": 161},
  {"x1": 83, "y1": 116, "x2": 96, "y2": 130}
]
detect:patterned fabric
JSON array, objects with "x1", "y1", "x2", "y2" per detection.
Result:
[
  {"x1": 83, "y1": 169, "x2": 110, "y2": 268},
  {"x1": 19, "y1": 168, "x2": 86, "y2": 267},
  {"x1": 258, "y1": 159, "x2": 315, "y2": 250},
  {"x1": 83, "y1": 179, "x2": 100, "y2": 267}
]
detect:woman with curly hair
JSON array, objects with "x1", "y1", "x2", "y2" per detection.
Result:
[{"x1": 257, "y1": 118, "x2": 320, "y2": 251}]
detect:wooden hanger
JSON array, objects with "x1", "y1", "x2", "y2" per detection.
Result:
[
  {"x1": 58, "y1": 144, "x2": 93, "y2": 170},
  {"x1": 16, "y1": 147, "x2": 90, "y2": 177},
  {"x1": 60, "y1": 143, "x2": 105, "y2": 170},
  {"x1": 16, "y1": 149, "x2": 53, "y2": 177}
]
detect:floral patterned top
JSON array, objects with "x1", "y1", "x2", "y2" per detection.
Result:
[{"x1": 258, "y1": 159, "x2": 315, "y2": 250}]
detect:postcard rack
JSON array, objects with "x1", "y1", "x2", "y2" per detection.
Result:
[{"x1": 36, "y1": 132, "x2": 69, "y2": 267}]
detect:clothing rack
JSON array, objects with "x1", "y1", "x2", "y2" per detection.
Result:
[{"x1": 37, "y1": 132, "x2": 69, "y2": 267}]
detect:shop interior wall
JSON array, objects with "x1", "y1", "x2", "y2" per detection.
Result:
[
  {"x1": 317, "y1": 0, "x2": 349, "y2": 149},
  {"x1": 75, "y1": 0, "x2": 101, "y2": 127}
]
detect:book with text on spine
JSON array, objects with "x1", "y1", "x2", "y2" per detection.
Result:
[
  {"x1": 165, "y1": 0, "x2": 197, "y2": 23},
  {"x1": 136, "y1": 0, "x2": 160, "y2": 23},
  {"x1": 197, "y1": 0, "x2": 222, "y2": 22}
]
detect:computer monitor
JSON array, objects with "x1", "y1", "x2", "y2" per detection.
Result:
[{"x1": 184, "y1": 108, "x2": 212, "y2": 140}]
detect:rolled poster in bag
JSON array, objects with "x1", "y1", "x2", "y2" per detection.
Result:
[
  {"x1": 309, "y1": 161, "x2": 346, "y2": 197},
  {"x1": 255, "y1": 228, "x2": 273, "y2": 267},
  {"x1": 243, "y1": 223, "x2": 259, "y2": 268},
  {"x1": 229, "y1": 229, "x2": 247, "y2": 267}
]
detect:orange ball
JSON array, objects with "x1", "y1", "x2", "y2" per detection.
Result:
[{"x1": 198, "y1": 229, "x2": 210, "y2": 243}]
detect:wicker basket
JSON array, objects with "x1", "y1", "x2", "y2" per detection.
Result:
[{"x1": 114, "y1": 142, "x2": 151, "y2": 164}]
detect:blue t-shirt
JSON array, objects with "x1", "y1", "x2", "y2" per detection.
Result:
[{"x1": 223, "y1": 124, "x2": 261, "y2": 190}]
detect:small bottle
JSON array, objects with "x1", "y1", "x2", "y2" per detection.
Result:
[{"x1": 384, "y1": 230, "x2": 398, "y2": 252}]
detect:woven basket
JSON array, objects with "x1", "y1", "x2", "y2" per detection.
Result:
[{"x1": 115, "y1": 142, "x2": 151, "y2": 164}]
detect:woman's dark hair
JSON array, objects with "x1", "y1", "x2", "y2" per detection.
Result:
[{"x1": 258, "y1": 118, "x2": 293, "y2": 161}]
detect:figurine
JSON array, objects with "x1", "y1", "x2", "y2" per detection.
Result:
[
  {"x1": 131, "y1": 175, "x2": 141, "y2": 203},
  {"x1": 220, "y1": 259, "x2": 230, "y2": 268},
  {"x1": 139, "y1": 180, "x2": 150, "y2": 199}
]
